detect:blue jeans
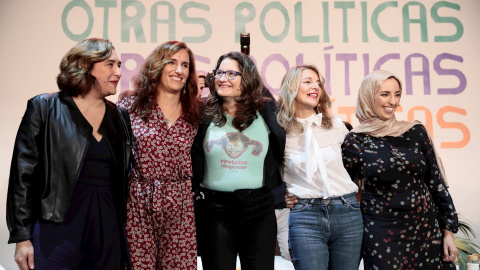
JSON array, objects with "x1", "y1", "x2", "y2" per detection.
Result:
[{"x1": 288, "y1": 192, "x2": 363, "y2": 270}]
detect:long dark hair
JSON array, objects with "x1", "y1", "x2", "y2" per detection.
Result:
[
  {"x1": 57, "y1": 38, "x2": 113, "y2": 96},
  {"x1": 130, "y1": 41, "x2": 201, "y2": 126},
  {"x1": 205, "y1": 52, "x2": 265, "y2": 131}
]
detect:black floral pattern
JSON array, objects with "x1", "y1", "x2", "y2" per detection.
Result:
[{"x1": 342, "y1": 124, "x2": 458, "y2": 270}]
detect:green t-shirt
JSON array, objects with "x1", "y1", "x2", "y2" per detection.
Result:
[{"x1": 202, "y1": 112, "x2": 270, "y2": 191}]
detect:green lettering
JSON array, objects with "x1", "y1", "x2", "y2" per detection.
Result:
[
  {"x1": 294, "y1": 2, "x2": 319, "y2": 43},
  {"x1": 361, "y1": 2, "x2": 368, "y2": 42},
  {"x1": 121, "y1": 0, "x2": 146, "y2": 43},
  {"x1": 371, "y1": 2, "x2": 399, "y2": 42},
  {"x1": 431, "y1": 1, "x2": 463, "y2": 42},
  {"x1": 323, "y1": 2, "x2": 330, "y2": 42},
  {"x1": 234, "y1": 2, "x2": 256, "y2": 43},
  {"x1": 151, "y1": 1, "x2": 175, "y2": 42},
  {"x1": 260, "y1": 2, "x2": 289, "y2": 43},
  {"x1": 180, "y1": 2, "x2": 211, "y2": 43},
  {"x1": 95, "y1": 0, "x2": 117, "y2": 40},
  {"x1": 62, "y1": 0, "x2": 93, "y2": 41},
  {"x1": 334, "y1": 1, "x2": 355, "y2": 43},
  {"x1": 402, "y1": 1, "x2": 428, "y2": 42}
]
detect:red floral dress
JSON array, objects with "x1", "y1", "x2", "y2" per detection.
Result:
[{"x1": 117, "y1": 92, "x2": 197, "y2": 270}]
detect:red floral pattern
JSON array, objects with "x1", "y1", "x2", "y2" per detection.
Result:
[{"x1": 118, "y1": 92, "x2": 197, "y2": 270}]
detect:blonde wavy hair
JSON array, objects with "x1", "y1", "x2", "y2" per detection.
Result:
[{"x1": 276, "y1": 65, "x2": 332, "y2": 134}]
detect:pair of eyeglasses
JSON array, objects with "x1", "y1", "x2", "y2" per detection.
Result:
[{"x1": 213, "y1": 69, "x2": 242, "y2": 80}]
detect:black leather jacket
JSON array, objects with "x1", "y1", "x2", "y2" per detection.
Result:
[{"x1": 7, "y1": 92, "x2": 132, "y2": 244}]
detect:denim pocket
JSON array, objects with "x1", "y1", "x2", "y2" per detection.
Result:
[
  {"x1": 290, "y1": 202, "x2": 309, "y2": 213},
  {"x1": 344, "y1": 196, "x2": 361, "y2": 211}
]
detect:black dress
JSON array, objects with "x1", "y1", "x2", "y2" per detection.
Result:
[
  {"x1": 31, "y1": 135, "x2": 122, "y2": 269},
  {"x1": 342, "y1": 124, "x2": 458, "y2": 270}
]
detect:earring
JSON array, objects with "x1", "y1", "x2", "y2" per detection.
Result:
[{"x1": 183, "y1": 83, "x2": 187, "y2": 95}]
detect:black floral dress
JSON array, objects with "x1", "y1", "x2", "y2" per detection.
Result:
[{"x1": 342, "y1": 124, "x2": 458, "y2": 270}]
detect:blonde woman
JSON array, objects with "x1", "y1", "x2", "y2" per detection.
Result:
[{"x1": 277, "y1": 65, "x2": 363, "y2": 270}]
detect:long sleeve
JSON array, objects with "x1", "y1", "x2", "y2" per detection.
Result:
[
  {"x1": 415, "y1": 125, "x2": 458, "y2": 233},
  {"x1": 191, "y1": 121, "x2": 207, "y2": 189},
  {"x1": 7, "y1": 99, "x2": 43, "y2": 243},
  {"x1": 341, "y1": 132, "x2": 364, "y2": 184}
]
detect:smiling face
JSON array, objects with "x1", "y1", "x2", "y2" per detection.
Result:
[
  {"x1": 374, "y1": 77, "x2": 402, "y2": 120},
  {"x1": 159, "y1": 49, "x2": 190, "y2": 93},
  {"x1": 294, "y1": 69, "x2": 322, "y2": 115},
  {"x1": 215, "y1": 58, "x2": 242, "y2": 100},
  {"x1": 225, "y1": 139, "x2": 246, "y2": 158},
  {"x1": 90, "y1": 49, "x2": 121, "y2": 98}
]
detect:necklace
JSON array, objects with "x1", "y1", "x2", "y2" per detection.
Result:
[{"x1": 162, "y1": 102, "x2": 181, "y2": 125}]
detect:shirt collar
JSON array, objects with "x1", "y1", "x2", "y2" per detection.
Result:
[{"x1": 297, "y1": 113, "x2": 323, "y2": 127}]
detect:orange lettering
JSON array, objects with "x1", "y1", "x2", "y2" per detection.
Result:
[
  {"x1": 407, "y1": 106, "x2": 434, "y2": 138},
  {"x1": 437, "y1": 106, "x2": 470, "y2": 148},
  {"x1": 337, "y1": 106, "x2": 356, "y2": 124}
]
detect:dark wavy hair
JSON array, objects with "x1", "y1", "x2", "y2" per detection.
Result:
[
  {"x1": 130, "y1": 41, "x2": 201, "y2": 126},
  {"x1": 205, "y1": 52, "x2": 266, "y2": 131},
  {"x1": 277, "y1": 65, "x2": 332, "y2": 133},
  {"x1": 57, "y1": 38, "x2": 114, "y2": 96}
]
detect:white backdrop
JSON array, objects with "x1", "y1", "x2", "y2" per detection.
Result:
[{"x1": 1, "y1": 0, "x2": 479, "y2": 269}]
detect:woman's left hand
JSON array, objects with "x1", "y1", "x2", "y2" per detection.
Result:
[
  {"x1": 285, "y1": 190, "x2": 298, "y2": 209},
  {"x1": 442, "y1": 230, "x2": 458, "y2": 262}
]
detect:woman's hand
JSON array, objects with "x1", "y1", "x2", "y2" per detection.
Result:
[
  {"x1": 186, "y1": 177, "x2": 195, "y2": 196},
  {"x1": 285, "y1": 190, "x2": 298, "y2": 208},
  {"x1": 15, "y1": 240, "x2": 34, "y2": 270},
  {"x1": 442, "y1": 230, "x2": 458, "y2": 262}
]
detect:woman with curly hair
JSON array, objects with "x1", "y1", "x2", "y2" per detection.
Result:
[
  {"x1": 191, "y1": 51, "x2": 285, "y2": 270},
  {"x1": 7, "y1": 38, "x2": 132, "y2": 269},
  {"x1": 117, "y1": 41, "x2": 201, "y2": 269},
  {"x1": 278, "y1": 65, "x2": 363, "y2": 270}
]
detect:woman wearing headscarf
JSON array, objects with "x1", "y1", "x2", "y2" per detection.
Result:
[{"x1": 341, "y1": 70, "x2": 458, "y2": 269}]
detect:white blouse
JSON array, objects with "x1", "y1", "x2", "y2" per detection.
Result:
[{"x1": 283, "y1": 114, "x2": 358, "y2": 198}]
